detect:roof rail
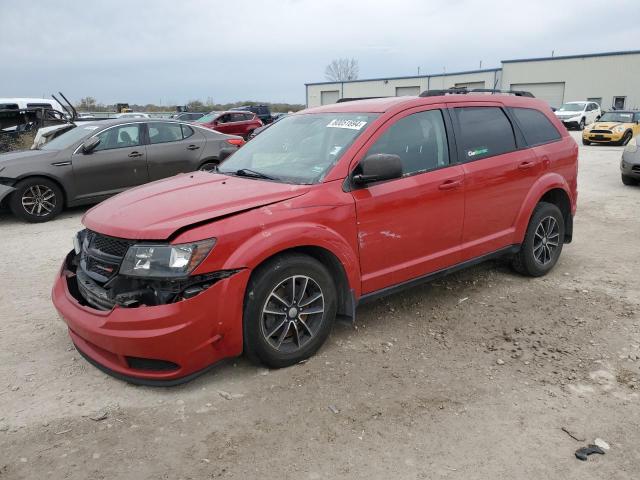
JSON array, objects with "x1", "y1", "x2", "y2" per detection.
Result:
[
  {"x1": 336, "y1": 96, "x2": 387, "y2": 103},
  {"x1": 419, "y1": 88, "x2": 534, "y2": 98}
]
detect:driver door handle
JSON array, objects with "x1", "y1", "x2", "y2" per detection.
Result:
[
  {"x1": 438, "y1": 179, "x2": 462, "y2": 190},
  {"x1": 128, "y1": 151, "x2": 143, "y2": 158},
  {"x1": 186, "y1": 144, "x2": 200, "y2": 150},
  {"x1": 518, "y1": 161, "x2": 536, "y2": 170}
]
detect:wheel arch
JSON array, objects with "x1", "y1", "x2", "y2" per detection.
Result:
[
  {"x1": 248, "y1": 245, "x2": 355, "y2": 320},
  {"x1": 515, "y1": 174, "x2": 574, "y2": 244}
]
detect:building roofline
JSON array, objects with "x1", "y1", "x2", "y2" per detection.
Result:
[
  {"x1": 502, "y1": 49, "x2": 640, "y2": 64},
  {"x1": 305, "y1": 68, "x2": 500, "y2": 86}
]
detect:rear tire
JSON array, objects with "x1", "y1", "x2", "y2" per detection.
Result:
[
  {"x1": 621, "y1": 174, "x2": 638, "y2": 186},
  {"x1": 9, "y1": 177, "x2": 64, "y2": 223},
  {"x1": 512, "y1": 202, "x2": 565, "y2": 277},
  {"x1": 243, "y1": 253, "x2": 337, "y2": 368},
  {"x1": 198, "y1": 162, "x2": 218, "y2": 172}
]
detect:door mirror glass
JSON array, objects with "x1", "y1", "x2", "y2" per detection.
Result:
[
  {"x1": 82, "y1": 137, "x2": 100, "y2": 153},
  {"x1": 353, "y1": 154, "x2": 403, "y2": 185}
]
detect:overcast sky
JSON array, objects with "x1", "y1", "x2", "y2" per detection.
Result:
[{"x1": 1, "y1": 0, "x2": 638, "y2": 106}]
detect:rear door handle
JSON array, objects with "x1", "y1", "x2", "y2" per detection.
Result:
[
  {"x1": 518, "y1": 161, "x2": 535, "y2": 170},
  {"x1": 438, "y1": 179, "x2": 462, "y2": 190},
  {"x1": 186, "y1": 144, "x2": 200, "y2": 150},
  {"x1": 128, "y1": 151, "x2": 143, "y2": 158}
]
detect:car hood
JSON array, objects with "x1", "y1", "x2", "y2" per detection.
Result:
[
  {"x1": 590, "y1": 122, "x2": 629, "y2": 130},
  {"x1": 83, "y1": 172, "x2": 312, "y2": 240},
  {"x1": 0, "y1": 149, "x2": 62, "y2": 173}
]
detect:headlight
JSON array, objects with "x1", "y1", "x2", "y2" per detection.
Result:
[
  {"x1": 119, "y1": 238, "x2": 216, "y2": 278},
  {"x1": 613, "y1": 126, "x2": 625, "y2": 133},
  {"x1": 625, "y1": 137, "x2": 638, "y2": 153}
]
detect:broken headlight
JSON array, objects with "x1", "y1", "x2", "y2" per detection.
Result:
[{"x1": 119, "y1": 239, "x2": 216, "y2": 278}]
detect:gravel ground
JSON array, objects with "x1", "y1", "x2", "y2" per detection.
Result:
[{"x1": 1, "y1": 131, "x2": 638, "y2": 479}]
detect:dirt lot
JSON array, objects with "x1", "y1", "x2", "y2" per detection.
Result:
[{"x1": 1, "y1": 131, "x2": 638, "y2": 479}]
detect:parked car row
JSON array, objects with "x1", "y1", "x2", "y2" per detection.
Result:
[{"x1": 0, "y1": 119, "x2": 244, "y2": 222}]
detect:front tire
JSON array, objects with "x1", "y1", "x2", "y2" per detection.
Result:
[
  {"x1": 620, "y1": 131, "x2": 633, "y2": 146},
  {"x1": 582, "y1": 138, "x2": 590, "y2": 145},
  {"x1": 512, "y1": 202, "x2": 565, "y2": 277},
  {"x1": 9, "y1": 177, "x2": 64, "y2": 223},
  {"x1": 578, "y1": 118, "x2": 585, "y2": 130},
  {"x1": 243, "y1": 253, "x2": 337, "y2": 368},
  {"x1": 622, "y1": 174, "x2": 638, "y2": 186}
]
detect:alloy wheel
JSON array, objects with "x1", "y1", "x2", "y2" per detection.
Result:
[
  {"x1": 21, "y1": 185, "x2": 56, "y2": 217},
  {"x1": 533, "y1": 216, "x2": 560, "y2": 265},
  {"x1": 260, "y1": 275, "x2": 325, "y2": 353}
]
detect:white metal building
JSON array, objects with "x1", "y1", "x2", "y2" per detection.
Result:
[{"x1": 306, "y1": 50, "x2": 640, "y2": 110}]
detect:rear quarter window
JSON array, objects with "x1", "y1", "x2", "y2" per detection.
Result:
[
  {"x1": 511, "y1": 107, "x2": 561, "y2": 146},
  {"x1": 453, "y1": 107, "x2": 516, "y2": 161}
]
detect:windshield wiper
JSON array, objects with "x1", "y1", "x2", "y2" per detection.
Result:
[{"x1": 233, "y1": 168, "x2": 275, "y2": 180}]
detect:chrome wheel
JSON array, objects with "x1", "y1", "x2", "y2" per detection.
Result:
[
  {"x1": 21, "y1": 185, "x2": 56, "y2": 217},
  {"x1": 533, "y1": 216, "x2": 560, "y2": 265},
  {"x1": 260, "y1": 275, "x2": 324, "y2": 353}
]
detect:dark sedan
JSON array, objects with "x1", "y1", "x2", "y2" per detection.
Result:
[{"x1": 0, "y1": 119, "x2": 244, "y2": 222}]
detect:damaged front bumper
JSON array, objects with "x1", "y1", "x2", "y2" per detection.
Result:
[{"x1": 52, "y1": 250, "x2": 250, "y2": 385}]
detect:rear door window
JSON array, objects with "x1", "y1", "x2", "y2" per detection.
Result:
[
  {"x1": 181, "y1": 124, "x2": 194, "y2": 139},
  {"x1": 510, "y1": 107, "x2": 561, "y2": 146},
  {"x1": 453, "y1": 107, "x2": 516, "y2": 161},
  {"x1": 148, "y1": 122, "x2": 183, "y2": 144}
]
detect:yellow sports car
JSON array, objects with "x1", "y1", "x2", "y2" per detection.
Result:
[{"x1": 583, "y1": 111, "x2": 640, "y2": 146}]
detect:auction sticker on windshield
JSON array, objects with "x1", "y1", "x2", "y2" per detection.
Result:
[{"x1": 326, "y1": 119, "x2": 367, "y2": 130}]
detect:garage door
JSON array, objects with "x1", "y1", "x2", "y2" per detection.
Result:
[
  {"x1": 321, "y1": 90, "x2": 340, "y2": 105},
  {"x1": 395, "y1": 86, "x2": 420, "y2": 97},
  {"x1": 455, "y1": 81, "x2": 485, "y2": 90},
  {"x1": 510, "y1": 82, "x2": 565, "y2": 108}
]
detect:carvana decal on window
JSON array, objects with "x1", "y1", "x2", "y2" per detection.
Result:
[
  {"x1": 467, "y1": 147, "x2": 489, "y2": 158},
  {"x1": 326, "y1": 119, "x2": 367, "y2": 130}
]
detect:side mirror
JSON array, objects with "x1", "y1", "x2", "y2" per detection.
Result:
[
  {"x1": 352, "y1": 154, "x2": 403, "y2": 185},
  {"x1": 81, "y1": 137, "x2": 100, "y2": 153}
]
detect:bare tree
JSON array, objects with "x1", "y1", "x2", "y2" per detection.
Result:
[{"x1": 325, "y1": 58, "x2": 359, "y2": 82}]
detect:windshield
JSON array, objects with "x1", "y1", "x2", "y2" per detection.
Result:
[
  {"x1": 598, "y1": 112, "x2": 634, "y2": 123},
  {"x1": 40, "y1": 125, "x2": 97, "y2": 150},
  {"x1": 557, "y1": 103, "x2": 585, "y2": 112},
  {"x1": 196, "y1": 112, "x2": 221, "y2": 123},
  {"x1": 218, "y1": 113, "x2": 377, "y2": 184}
]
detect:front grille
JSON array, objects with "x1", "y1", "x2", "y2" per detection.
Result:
[
  {"x1": 590, "y1": 129, "x2": 612, "y2": 134},
  {"x1": 81, "y1": 230, "x2": 135, "y2": 284},
  {"x1": 86, "y1": 230, "x2": 133, "y2": 258}
]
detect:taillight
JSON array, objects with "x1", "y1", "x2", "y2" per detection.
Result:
[{"x1": 226, "y1": 138, "x2": 245, "y2": 147}]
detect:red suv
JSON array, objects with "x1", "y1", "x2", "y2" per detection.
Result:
[
  {"x1": 195, "y1": 110, "x2": 263, "y2": 139},
  {"x1": 52, "y1": 91, "x2": 578, "y2": 385}
]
